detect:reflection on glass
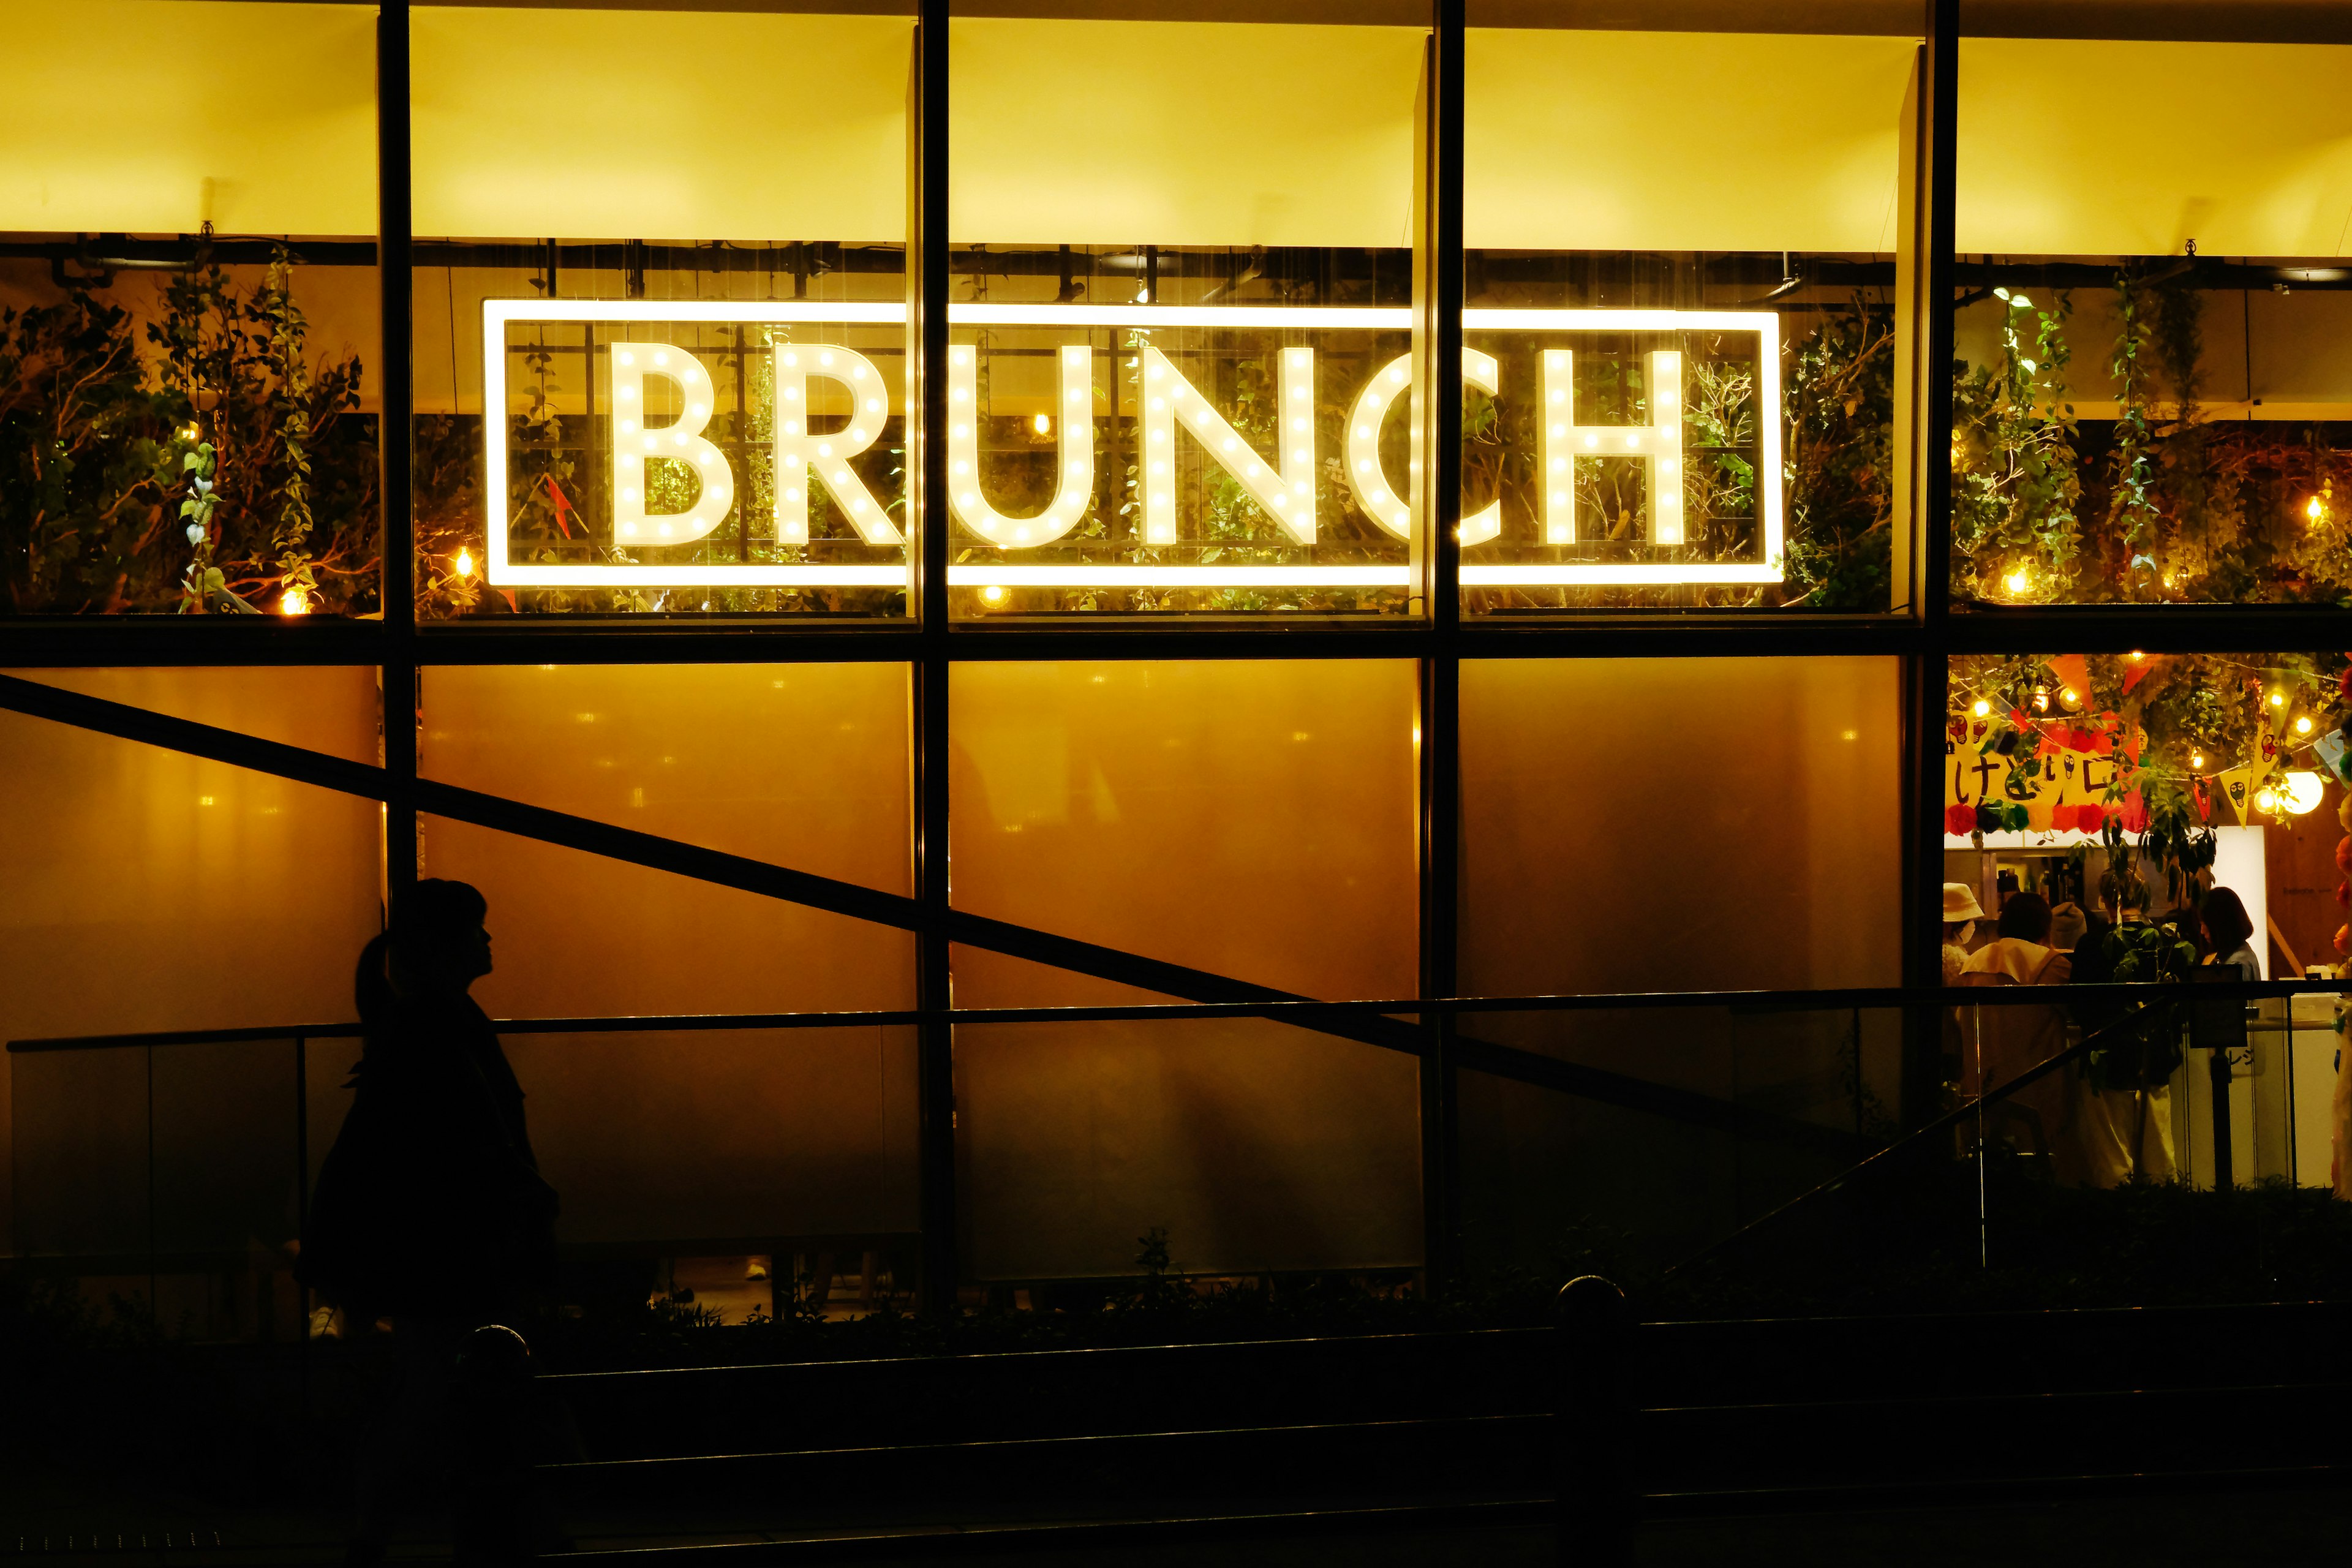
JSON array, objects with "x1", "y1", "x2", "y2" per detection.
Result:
[{"x1": 1951, "y1": 37, "x2": 2352, "y2": 607}]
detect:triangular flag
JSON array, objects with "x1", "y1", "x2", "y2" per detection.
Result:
[{"x1": 2217, "y1": 765, "x2": 2256, "y2": 826}]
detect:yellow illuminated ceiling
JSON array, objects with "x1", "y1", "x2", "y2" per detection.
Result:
[
  {"x1": 1, "y1": 6, "x2": 2346, "y2": 264},
  {"x1": 0, "y1": 0, "x2": 377, "y2": 235}
]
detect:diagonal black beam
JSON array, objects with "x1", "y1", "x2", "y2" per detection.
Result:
[
  {"x1": 0, "y1": 673, "x2": 1422, "y2": 1056},
  {"x1": 0, "y1": 676, "x2": 1874, "y2": 1156}
]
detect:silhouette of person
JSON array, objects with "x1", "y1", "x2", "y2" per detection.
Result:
[{"x1": 298, "y1": 880, "x2": 560, "y2": 1566}]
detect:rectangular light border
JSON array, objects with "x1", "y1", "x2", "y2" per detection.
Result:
[{"x1": 480, "y1": 300, "x2": 1782, "y2": 592}]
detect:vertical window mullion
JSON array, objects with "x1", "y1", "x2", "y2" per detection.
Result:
[
  {"x1": 1417, "y1": 0, "x2": 1466, "y2": 1289},
  {"x1": 378, "y1": 0, "x2": 419, "y2": 914},
  {"x1": 910, "y1": 0, "x2": 957, "y2": 1316}
]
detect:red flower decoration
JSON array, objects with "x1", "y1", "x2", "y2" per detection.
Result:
[
  {"x1": 1945, "y1": 803, "x2": 1977, "y2": 835},
  {"x1": 2338, "y1": 837, "x2": 2352, "y2": 875},
  {"x1": 2121, "y1": 791, "x2": 2149, "y2": 833}
]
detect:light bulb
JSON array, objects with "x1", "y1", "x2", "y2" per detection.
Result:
[
  {"x1": 2283, "y1": 771, "x2": 2326, "y2": 815},
  {"x1": 2060, "y1": 687, "x2": 2081, "y2": 709},
  {"x1": 2308, "y1": 496, "x2": 2326, "y2": 524},
  {"x1": 2256, "y1": 786, "x2": 2278, "y2": 813},
  {"x1": 453, "y1": 548, "x2": 474, "y2": 578},
  {"x1": 1971, "y1": 698, "x2": 1991, "y2": 718},
  {"x1": 2005, "y1": 568, "x2": 2031, "y2": 594},
  {"x1": 2296, "y1": 715, "x2": 2315, "y2": 734},
  {"x1": 278, "y1": 587, "x2": 311, "y2": 616},
  {"x1": 2190, "y1": 752, "x2": 2206, "y2": 770},
  {"x1": 2271, "y1": 692, "x2": 2286, "y2": 708},
  {"x1": 1033, "y1": 413, "x2": 1051, "y2": 435},
  {"x1": 979, "y1": 584, "x2": 1006, "y2": 606}
]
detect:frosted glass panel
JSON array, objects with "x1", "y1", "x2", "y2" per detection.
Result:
[
  {"x1": 1463, "y1": 656, "x2": 1902, "y2": 996},
  {"x1": 950, "y1": 660, "x2": 1422, "y2": 1279},
  {"x1": 415, "y1": 663, "x2": 915, "y2": 1248},
  {"x1": 1456, "y1": 656, "x2": 1901, "y2": 1270},
  {"x1": 0, "y1": 668, "x2": 383, "y2": 1258}
]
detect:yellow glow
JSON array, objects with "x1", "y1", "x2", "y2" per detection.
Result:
[
  {"x1": 2283, "y1": 771, "x2": 2326, "y2": 815},
  {"x1": 1031, "y1": 412, "x2": 1052, "y2": 437},
  {"x1": 2060, "y1": 687, "x2": 2081, "y2": 709},
  {"x1": 2191, "y1": 752, "x2": 2206, "y2": 769},
  {"x1": 2004, "y1": 567, "x2": 2030, "y2": 594},
  {"x1": 2128, "y1": 651, "x2": 2144, "y2": 662},
  {"x1": 2308, "y1": 496, "x2": 2326, "y2": 524},
  {"x1": 2296, "y1": 715, "x2": 2315, "y2": 735},
  {"x1": 2256, "y1": 786, "x2": 2279, "y2": 814},
  {"x1": 453, "y1": 548, "x2": 475, "y2": 579},
  {"x1": 2270, "y1": 691, "x2": 2287, "y2": 708},
  {"x1": 1970, "y1": 698, "x2": 1991, "y2": 718},
  {"x1": 278, "y1": 587, "x2": 310, "y2": 617},
  {"x1": 979, "y1": 584, "x2": 1008, "y2": 606}
]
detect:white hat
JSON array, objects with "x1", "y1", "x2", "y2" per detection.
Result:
[{"x1": 1942, "y1": 883, "x2": 1985, "y2": 921}]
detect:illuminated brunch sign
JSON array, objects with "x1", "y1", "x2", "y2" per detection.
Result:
[{"x1": 480, "y1": 300, "x2": 1782, "y2": 592}]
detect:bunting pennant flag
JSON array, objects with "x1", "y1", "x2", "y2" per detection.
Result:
[{"x1": 2217, "y1": 765, "x2": 2256, "y2": 826}]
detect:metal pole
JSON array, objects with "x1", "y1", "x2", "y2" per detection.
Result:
[
  {"x1": 1555, "y1": 1275, "x2": 1634, "y2": 1566},
  {"x1": 909, "y1": 0, "x2": 957, "y2": 1316},
  {"x1": 1415, "y1": 0, "x2": 1468, "y2": 1293},
  {"x1": 377, "y1": 1, "x2": 419, "y2": 913}
]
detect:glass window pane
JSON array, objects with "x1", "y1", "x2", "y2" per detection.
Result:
[
  {"x1": 1463, "y1": 18, "x2": 1919, "y2": 614},
  {"x1": 415, "y1": 662, "x2": 917, "y2": 1250},
  {"x1": 1462, "y1": 655, "x2": 1904, "y2": 997},
  {"x1": 944, "y1": 17, "x2": 1422, "y2": 620},
  {"x1": 413, "y1": 9, "x2": 913, "y2": 619},
  {"x1": 1, "y1": 668, "x2": 384, "y2": 1261},
  {"x1": 2, "y1": 1, "x2": 382, "y2": 617},
  {"x1": 949, "y1": 660, "x2": 1420, "y2": 1276},
  {"x1": 1941, "y1": 652, "x2": 2348, "y2": 1191},
  {"x1": 1952, "y1": 34, "x2": 2352, "y2": 606}
]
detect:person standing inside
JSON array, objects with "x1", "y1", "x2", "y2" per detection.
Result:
[
  {"x1": 2199, "y1": 887, "x2": 2261, "y2": 982},
  {"x1": 1941, "y1": 883, "x2": 1986, "y2": 986},
  {"x1": 300, "y1": 880, "x2": 560, "y2": 1566}
]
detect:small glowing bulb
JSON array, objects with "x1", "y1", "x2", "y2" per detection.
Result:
[
  {"x1": 979, "y1": 584, "x2": 1006, "y2": 606},
  {"x1": 2128, "y1": 650, "x2": 2144, "y2": 662},
  {"x1": 278, "y1": 587, "x2": 311, "y2": 616},
  {"x1": 2060, "y1": 687, "x2": 2081, "y2": 709},
  {"x1": 1971, "y1": 698, "x2": 1991, "y2": 718},
  {"x1": 2307, "y1": 496, "x2": 2325, "y2": 524},
  {"x1": 2005, "y1": 568, "x2": 2030, "y2": 594},
  {"x1": 452, "y1": 548, "x2": 474, "y2": 579},
  {"x1": 2271, "y1": 692, "x2": 2286, "y2": 708},
  {"x1": 1033, "y1": 412, "x2": 1051, "y2": 436},
  {"x1": 2296, "y1": 715, "x2": 2315, "y2": 734},
  {"x1": 2256, "y1": 786, "x2": 2278, "y2": 813},
  {"x1": 2191, "y1": 752, "x2": 2206, "y2": 769},
  {"x1": 617, "y1": 352, "x2": 635, "y2": 366}
]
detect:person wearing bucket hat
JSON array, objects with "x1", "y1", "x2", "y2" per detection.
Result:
[{"x1": 1942, "y1": 883, "x2": 1986, "y2": 986}]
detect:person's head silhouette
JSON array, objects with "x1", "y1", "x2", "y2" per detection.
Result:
[{"x1": 357, "y1": 879, "x2": 492, "y2": 1020}]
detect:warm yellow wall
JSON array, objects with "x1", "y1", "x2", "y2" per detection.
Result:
[
  {"x1": 0, "y1": 0, "x2": 379, "y2": 235},
  {"x1": 1466, "y1": 29, "x2": 1918, "y2": 252},
  {"x1": 949, "y1": 660, "x2": 1423, "y2": 1279},
  {"x1": 412, "y1": 8, "x2": 913, "y2": 241},
  {"x1": 1958, "y1": 37, "x2": 2352, "y2": 257},
  {"x1": 948, "y1": 18, "x2": 1425, "y2": 246},
  {"x1": 0, "y1": 668, "x2": 385, "y2": 1259},
  {"x1": 417, "y1": 663, "x2": 919, "y2": 1246}
]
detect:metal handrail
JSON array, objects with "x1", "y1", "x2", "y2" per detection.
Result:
[{"x1": 12, "y1": 978, "x2": 2341, "y2": 1054}]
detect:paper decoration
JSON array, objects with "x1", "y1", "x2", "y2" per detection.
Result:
[{"x1": 2217, "y1": 766, "x2": 2256, "y2": 826}]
